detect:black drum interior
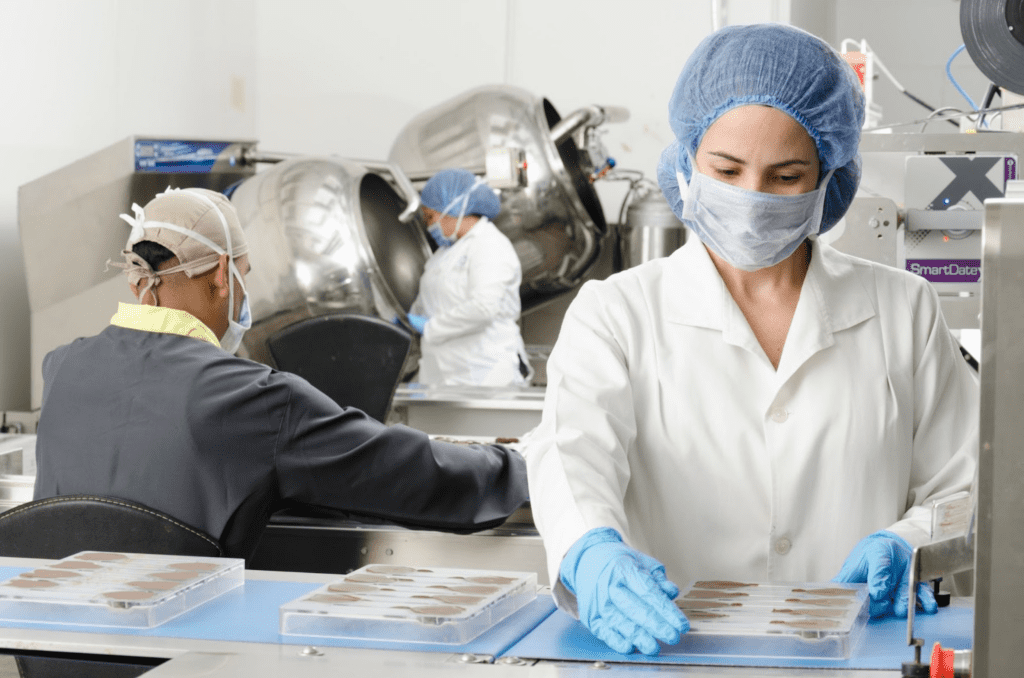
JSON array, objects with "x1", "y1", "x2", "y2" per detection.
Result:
[
  {"x1": 543, "y1": 99, "x2": 608, "y2": 234},
  {"x1": 359, "y1": 173, "x2": 427, "y2": 312}
]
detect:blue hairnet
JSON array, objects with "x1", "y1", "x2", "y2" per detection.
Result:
[
  {"x1": 657, "y1": 24, "x2": 865, "y2": 234},
  {"x1": 421, "y1": 168, "x2": 501, "y2": 220}
]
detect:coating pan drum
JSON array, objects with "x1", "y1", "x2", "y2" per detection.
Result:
[
  {"x1": 389, "y1": 85, "x2": 607, "y2": 310},
  {"x1": 230, "y1": 157, "x2": 430, "y2": 366}
]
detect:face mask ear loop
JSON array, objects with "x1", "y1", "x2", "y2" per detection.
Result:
[
  {"x1": 184, "y1": 189, "x2": 240, "y2": 324},
  {"x1": 444, "y1": 176, "x2": 487, "y2": 240}
]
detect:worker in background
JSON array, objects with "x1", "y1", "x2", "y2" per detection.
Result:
[
  {"x1": 34, "y1": 188, "x2": 528, "y2": 557},
  {"x1": 407, "y1": 168, "x2": 533, "y2": 387},
  {"x1": 525, "y1": 24, "x2": 977, "y2": 655}
]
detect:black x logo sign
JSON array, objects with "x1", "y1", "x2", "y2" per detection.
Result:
[{"x1": 927, "y1": 156, "x2": 1003, "y2": 210}]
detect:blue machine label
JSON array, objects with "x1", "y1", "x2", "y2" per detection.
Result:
[{"x1": 134, "y1": 140, "x2": 231, "y2": 173}]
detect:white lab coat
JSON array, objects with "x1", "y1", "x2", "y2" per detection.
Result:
[
  {"x1": 525, "y1": 237, "x2": 978, "y2": 612},
  {"x1": 411, "y1": 218, "x2": 531, "y2": 387}
]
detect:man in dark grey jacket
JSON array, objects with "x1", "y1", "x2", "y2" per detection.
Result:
[{"x1": 34, "y1": 188, "x2": 528, "y2": 557}]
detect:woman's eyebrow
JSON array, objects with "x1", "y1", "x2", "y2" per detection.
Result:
[{"x1": 706, "y1": 151, "x2": 810, "y2": 168}]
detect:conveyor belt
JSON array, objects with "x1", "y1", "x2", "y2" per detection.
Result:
[
  {"x1": 501, "y1": 600, "x2": 973, "y2": 669},
  {"x1": 0, "y1": 566, "x2": 556, "y2": 658}
]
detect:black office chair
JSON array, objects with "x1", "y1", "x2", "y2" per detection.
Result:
[
  {"x1": 0, "y1": 495, "x2": 223, "y2": 678},
  {"x1": 268, "y1": 313, "x2": 413, "y2": 422}
]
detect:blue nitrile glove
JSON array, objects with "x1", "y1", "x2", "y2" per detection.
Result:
[
  {"x1": 832, "y1": 530, "x2": 938, "y2": 619},
  {"x1": 407, "y1": 314, "x2": 428, "y2": 334},
  {"x1": 560, "y1": 527, "x2": 689, "y2": 655}
]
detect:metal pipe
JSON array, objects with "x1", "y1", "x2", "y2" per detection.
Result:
[
  {"x1": 550, "y1": 105, "x2": 629, "y2": 146},
  {"x1": 240, "y1": 149, "x2": 296, "y2": 165}
]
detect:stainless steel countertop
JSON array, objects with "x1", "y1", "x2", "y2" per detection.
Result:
[{"x1": 393, "y1": 385, "x2": 546, "y2": 410}]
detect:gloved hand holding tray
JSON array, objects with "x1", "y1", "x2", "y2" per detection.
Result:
[{"x1": 672, "y1": 580, "x2": 869, "y2": 659}]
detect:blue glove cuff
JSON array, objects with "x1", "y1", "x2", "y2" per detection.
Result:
[{"x1": 559, "y1": 527, "x2": 623, "y2": 595}]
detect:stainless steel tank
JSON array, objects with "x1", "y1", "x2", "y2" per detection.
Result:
[
  {"x1": 619, "y1": 190, "x2": 687, "y2": 269},
  {"x1": 388, "y1": 85, "x2": 611, "y2": 310},
  {"x1": 229, "y1": 157, "x2": 430, "y2": 366}
]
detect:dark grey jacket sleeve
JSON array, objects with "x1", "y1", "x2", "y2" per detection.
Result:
[{"x1": 272, "y1": 372, "x2": 529, "y2": 531}]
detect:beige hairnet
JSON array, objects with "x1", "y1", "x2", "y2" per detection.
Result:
[{"x1": 112, "y1": 188, "x2": 248, "y2": 304}]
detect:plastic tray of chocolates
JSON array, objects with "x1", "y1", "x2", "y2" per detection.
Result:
[
  {"x1": 671, "y1": 580, "x2": 870, "y2": 658},
  {"x1": 280, "y1": 564, "x2": 537, "y2": 644},
  {"x1": 0, "y1": 552, "x2": 243, "y2": 628}
]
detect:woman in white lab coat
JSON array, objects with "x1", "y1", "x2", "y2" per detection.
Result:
[
  {"x1": 525, "y1": 24, "x2": 978, "y2": 656},
  {"x1": 408, "y1": 168, "x2": 532, "y2": 387}
]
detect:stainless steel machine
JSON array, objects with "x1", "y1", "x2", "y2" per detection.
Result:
[
  {"x1": 388, "y1": 84, "x2": 626, "y2": 310},
  {"x1": 829, "y1": 133, "x2": 1024, "y2": 332},
  {"x1": 227, "y1": 155, "x2": 427, "y2": 367}
]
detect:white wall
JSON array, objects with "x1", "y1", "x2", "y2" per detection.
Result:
[{"x1": 0, "y1": 0, "x2": 995, "y2": 410}]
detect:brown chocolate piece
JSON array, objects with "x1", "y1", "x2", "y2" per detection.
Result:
[
  {"x1": 784, "y1": 597, "x2": 851, "y2": 607},
  {"x1": 772, "y1": 608, "x2": 845, "y2": 618},
  {"x1": 429, "y1": 594, "x2": 484, "y2": 605},
  {"x1": 6, "y1": 579, "x2": 58, "y2": 589},
  {"x1": 309, "y1": 593, "x2": 361, "y2": 604},
  {"x1": 168, "y1": 562, "x2": 219, "y2": 572},
  {"x1": 346, "y1": 573, "x2": 396, "y2": 584},
  {"x1": 51, "y1": 561, "x2": 102, "y2": 570},
  {"x1": 328, "y1": 582, "x2": 376, "y2": 593},
  {"x1": 104, "y1": 591, "x2": 155, "y2": 601},
  {"x1": 365, "y1": 565, "x2": 415, "y2": 575},
  {"x1": 151, "y1": 571, "x2": 199, "y2": 582},
  {"x1": 495, "y1": 437, "x2": 519, "y2": 444},
  {"x1": 684, "y1": 590, "x2": 748, "y2": 599},
  {"x1": 22, "y1": 570, "x2": 81, "y2": 579},
  {"x1": 791, "y1": 587, "x2": 857, "y2": 596},
  {"x1": 127, "y1": 580, "x2": 179, "y2": 591},
  {"x1": 676, "y1": 599, "x2": 742, "y2": 610},
  {"x1": 770, "y1": 618, "x2": 841, "y2": 630},
  {"x1": 466, "y1": 576, "x2": 515, "y2": 585},
  {"x1": 77, "y1": 553, "x2": 128, "y2": 561},
  {"x1": 693, "y1": 581, "x2": 758, "y2": 589},
  {"x1": 685, "y1": 610, "x2": 730, "y2": 620},
  {"x1": 432, "y1": 585, "x2": 498, "y2": 595},
  {"x1": 410, "y1": 605, "x2": 465, "y2": 616}
]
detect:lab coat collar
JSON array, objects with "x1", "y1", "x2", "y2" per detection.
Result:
[
  {"x1": 661, "y1": 238, "x2": 877, "y2": 370},
  {"x1": 110, "y1": 302, "x2": 221, "y2": 346},
  {"x1": 454, "y1": 216, "x2": 492, "y2": 244}
]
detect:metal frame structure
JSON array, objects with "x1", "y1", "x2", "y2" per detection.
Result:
[{"x1": 972, "y1": 192, "x2": 1024, "y2": 677}]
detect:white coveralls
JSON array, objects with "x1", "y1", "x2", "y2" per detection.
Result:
[
  {"x1": 412, "y1": 218, "x2": 531, "y2": 387},
  {"x1": 525, "y1": 237, "x2": 978, "y2": 610}
]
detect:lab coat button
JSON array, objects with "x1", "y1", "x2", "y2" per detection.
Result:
[
  {"x1": 770, "y1": 408, "x2": 789, "y2": 423},
  {"x1": 774, "y1": 538, "x2": 792, "y2": 555}
]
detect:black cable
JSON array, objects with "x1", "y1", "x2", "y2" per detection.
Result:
[
  {"x1": 901, "y1": 90, "x2": 961, "y2": 128},
  {"x1": 978, "y1": 83, "x2": 1001, "y2": 128}
]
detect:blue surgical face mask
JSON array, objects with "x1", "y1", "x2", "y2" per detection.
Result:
[
  {"x1": 680, "y1": 159, "x2": 835, "y2": 272},
  {"x1": 220, "y1": 285, "x2": 251, "y2": 355},
  {"x1": 428, "y1": 222, "x2": 456, "y2": 248}
]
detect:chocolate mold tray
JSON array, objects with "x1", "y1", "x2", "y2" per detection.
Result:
[
  {"x1": 280, "y1": 564, "x2": 537, "y2": 644},
  {"x1": 0, "y1": 552, "x2": 243, "y2": 628},
  {"x1": 671, "y1": 581, "x2": 870, "y2": 659}
]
